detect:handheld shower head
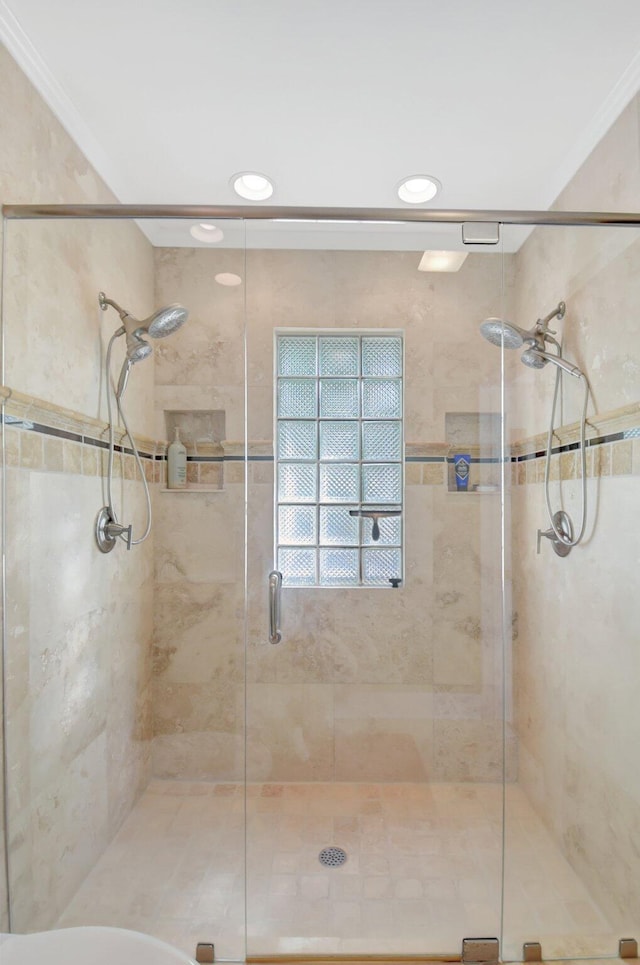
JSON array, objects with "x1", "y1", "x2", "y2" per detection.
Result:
[
  {"x1": 520, "y1": 349, "x2": 548, "y2": 370},
  {"x1": 521, "y1": 348, "x2": 583, "y2": 378},
  {"x1": 116, "y1": 336, "x2": 151, "y2": 399},
  {"x1": 125, "y1": 331, "x2": 152, "y2": 364}
]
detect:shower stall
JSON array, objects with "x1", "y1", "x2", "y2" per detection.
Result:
[{"x1": 0, "y1": 204, "x2": 638, "y2": 963}]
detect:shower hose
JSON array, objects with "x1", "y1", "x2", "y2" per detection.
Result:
[
  {"x1": 104, "y1": 331, "x2": 153, "y2": 546},
  {"x1": 544, "y1": 355, "x2": 589, "y2": 548}
]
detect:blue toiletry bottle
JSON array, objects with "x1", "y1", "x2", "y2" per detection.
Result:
[{"x1": 454, "y1": 453, "x2": 471, "y2": 491}]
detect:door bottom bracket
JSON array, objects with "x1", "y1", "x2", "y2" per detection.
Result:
[
  {"x1": 620, "y1": 939, "x2": 638, "y2": 959},
  {"x1": 462, "y1": 938, "x2": 499, "y2": 964},
  {"x1": 523, "y1": 943, "x2": 542, "y2": 962},
  {"x1": 195, "y1": 943, "x2": 215, "y2": 963}
]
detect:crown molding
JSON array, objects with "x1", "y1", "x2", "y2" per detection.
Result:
[
  {"x1": 539, "y1": 47, "x2": 640, "y2": 209},
  {"x1": 0, "y1": 0, "x2": 129, "y2": 202}
]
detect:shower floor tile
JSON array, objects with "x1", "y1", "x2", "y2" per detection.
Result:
[{"x1": 55, "y1": 781, "x2": 618, "y2": 961}]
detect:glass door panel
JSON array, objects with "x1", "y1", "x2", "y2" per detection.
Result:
[
  {"x1": 244, "y1": 220, "x2": 507, "y2": 956},
  {"x1": 1, "y1": 215, "x2": 248, "y2": 961},
  {"x1": 501, "y1": 222, "x2": 640, "y2": 960}
]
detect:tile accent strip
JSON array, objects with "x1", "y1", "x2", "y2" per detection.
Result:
[{"x1": 3, "y1": 387, "x2": 639, "y2": 482}]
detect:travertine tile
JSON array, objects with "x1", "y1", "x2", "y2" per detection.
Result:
[
  {"x1": 1, "y1": 41, "x2": 157, "y2": 934},
  {"x1": 198, "y1": 461, "x2": 223, "y2": 487},
  {"x1": 62, "y1": 439, "x2": 82, "y2": 474},
  {"x1": 224, "y1": 461, "x2": 244, "y2": 484},
  {"x1": 251, "y1": 461, "x2": 273, "y2": 484},
  {"x1": 5, "y1": 426, "x2": 20, "y2": 466},
  {"x1": 560, "y1": 451, "x2": 576, "y2": 480},
  {"x1": 81, "y1": 443, "x2": 99, "y2": 476},
  {"x1": 43, "y1": 434, "x2": 64, "y2": 471},
  {"x1": 55, "y1": 780, "x2": 619, "y2": 959},
  {"x1": 20, "y1": 430, "x2": 43, "y2": 469},
  {"x1": 611, "y1": 438, "x2": 633, "y2": 475},
  {"x1": 423, "y1": 462, "x2": 445, "y2": 485},
  {"x1": 123, "y1": 453, "x2": 136, "y2": 480}
]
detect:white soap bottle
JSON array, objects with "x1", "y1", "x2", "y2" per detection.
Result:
[{"x1": 167, "y1": 427, "x2": 187, "y2": 489}]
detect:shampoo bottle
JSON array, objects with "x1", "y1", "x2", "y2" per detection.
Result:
[{"x1": 167, "y1": 427, "x2": 187, "y2": 489}]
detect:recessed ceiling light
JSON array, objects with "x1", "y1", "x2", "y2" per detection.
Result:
[
  {"x1": 215, "y1": 272, "x2": 242, "y2": 287},
  {"x1": 418, "y1": 250, "x2": 468, "y2": 272},
  {"x1": 397, "y1": 175, "x2": 441, "y2": 204},
  {"x1": 231, "y1": 172, "x2": 274, "y2": 201},
  {"x1": 190, "y1": 223, "x2": 224, "y2": 243}
]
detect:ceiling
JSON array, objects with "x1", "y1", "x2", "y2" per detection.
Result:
[{"x1": 2, "y1": 0, "x2": 640, "y2": 251}]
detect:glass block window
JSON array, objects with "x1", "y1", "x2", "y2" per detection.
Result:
[{"x1": 275, "y1": 332, "x2": 403, "y2": 587}]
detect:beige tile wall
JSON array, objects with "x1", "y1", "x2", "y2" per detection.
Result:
[
  {"x1": 1, "y1": 44, "x2": 156, "y2": 931},
  {"x1": 152, "y1": 246, "x2": 517, "y2": 783},
  {"x1": 507, "y1": 92, "x2": 640, "y2": 937}
]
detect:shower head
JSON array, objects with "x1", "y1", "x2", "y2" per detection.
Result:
[
  {"x1": 116, "y1": 336, "x2": 151, "y2": 399},
  {"x1": 144, "y1": 305, "x2": 188, "y2": 338},
  {"x1": 520, "y1": 348, "x2": 548, "y2": 370},
  {"x1": 125, "y1": 332, "x2": 152, "y2": 364},
  {"x1": 480, "y1": 302, "x2": 566, "y2": 354},
  {"x1": 479, "y1": 318, "x2": 530, "y2": 349},
  {"x1": 521, "y1": 348, "x2": 583, "y2": 378},
  {"x1": 99, "y1": 291, "x2": 188, "y2": 340},
  {"x1": 100, "y1": 291, "x2": 185, "y2": 401}
]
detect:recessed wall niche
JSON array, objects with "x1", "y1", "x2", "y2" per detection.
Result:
[
  {"x1": 163, "y1": 409, "x2": 225, "y2": 490},
  {"x1": 445, "y1": 411, "x2": 501, "y2": 493}
]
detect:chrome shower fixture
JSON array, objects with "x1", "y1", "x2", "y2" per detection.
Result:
[
  {"x1": 479, "y1": 318, "x2": 530, "y2": 349},
  {"x1": 519, "y1": 347, "x2": 547, "y2": 369},
  {"x1": 96, "y1": 290, "x2": 189, "y2": 553},
  {"x1": 521, "y1": 348, "x2": 584, "y2": 378},
  {"x1": 99, "y1": 290, "x2": 189, "y2": 398},
  {"x1": 98, "y1": 291, "x2": 188, "y2": 339},
  {"x1": 480, "y1": 301, "x2": 566, "y2": 364},
  {"x1": 479, "y1": 298, "x2": 590, "y2": 558},
  {"x1": 125, "y1": 331, "x2": 153, "y2": 365}
]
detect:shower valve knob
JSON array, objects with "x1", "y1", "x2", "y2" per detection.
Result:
[
  {"x1": 105, "y1": 520, "x2": 133, "y2": 550},
  {"x1": 537, "y1": 527, "x2": 554, "y2": 554},
  {"x1": 537, "y1": 511, "x2": 573, "y2": 557}
]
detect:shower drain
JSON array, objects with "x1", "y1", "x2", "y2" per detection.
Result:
[{"x1": 319, "y1": 846, "x2": 347, "y2": 868}]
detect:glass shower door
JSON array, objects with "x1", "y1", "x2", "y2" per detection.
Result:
[
  {"x1": 501, "y1": 221, "x2": 640, "y2": 961},
  {"x1": 1, "y1": 214, "x2": 249, "y2": 962},
  {"x1": 243, "y1": 219, "x2": 508, "y2": 956}
]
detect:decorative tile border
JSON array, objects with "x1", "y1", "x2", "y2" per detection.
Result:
[
  {"x1": 511, "y1": 401, "x2": 640, "y2": 456},
  {"x1": 3, "y1": 386, "x2": 639, "y2": 485},
  {"x1": 510, "y1": 402, "x2": 640, "y2": 484}
]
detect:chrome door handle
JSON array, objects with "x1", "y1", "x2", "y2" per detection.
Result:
[{"x1": 268, "y1": 570, "x2": 282, "y2": 644}]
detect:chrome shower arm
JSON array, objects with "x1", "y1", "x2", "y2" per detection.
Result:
[
  {"x1": 536, "y1": 300, "x2": 566, "y2": 334},
  {"x1": 98, "y1": 290, "x2": 129, "y2": 318}
]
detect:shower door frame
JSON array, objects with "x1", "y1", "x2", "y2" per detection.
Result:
[
  {"x1": 4, "y1": 203, "x2": 640, "y2": 226},
  {"x1": 2, "y1": 203, "x2": 640, "y2": 957}
]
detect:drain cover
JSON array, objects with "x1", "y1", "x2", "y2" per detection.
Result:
[{"x1": 319, "y1": 846, "x2": 347, "y2": 868}]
